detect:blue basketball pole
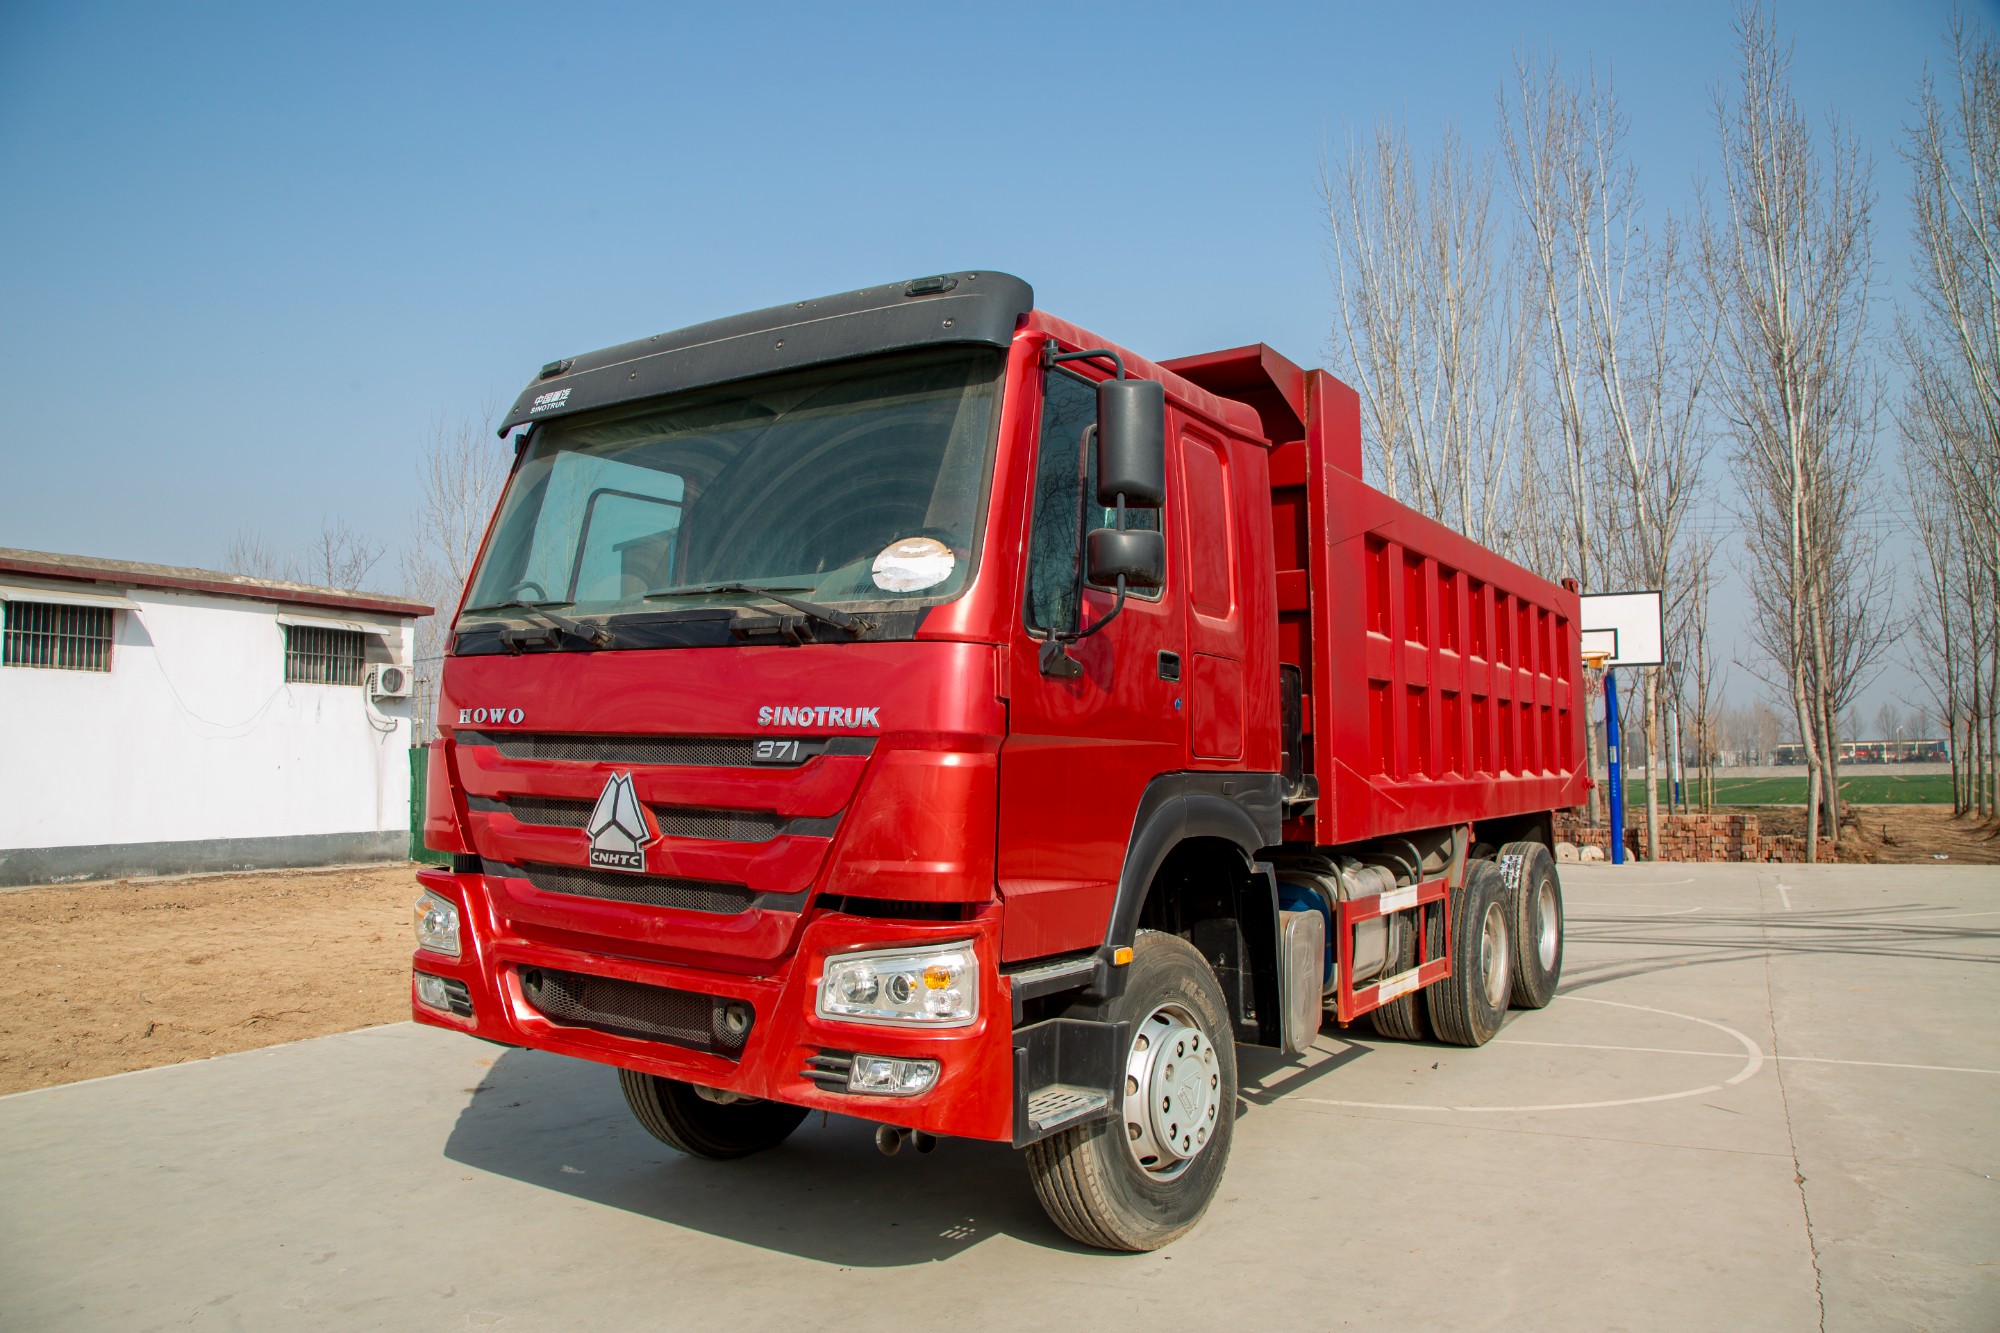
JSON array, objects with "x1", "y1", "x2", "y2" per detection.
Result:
[{"x1": 1605, "y1": 668, "x2": 1625, "y2": 865}]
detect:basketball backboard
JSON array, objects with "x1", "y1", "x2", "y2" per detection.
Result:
[{"x1": 1579, "y1": 590, "x2": 1664, "y2": 668}]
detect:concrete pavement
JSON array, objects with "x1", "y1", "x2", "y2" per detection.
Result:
[{"x1": 2, "y1": 862, "x2": 1995, "y2": 1330}]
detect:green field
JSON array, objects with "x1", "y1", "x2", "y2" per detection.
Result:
[{"x1": 1622, "y1": 773, "x2": 1955, "y2": 806}]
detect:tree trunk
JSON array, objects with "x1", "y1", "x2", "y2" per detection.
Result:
[{"x1": 1794, "y1": 660, "x2": 1820, "y2": 865}]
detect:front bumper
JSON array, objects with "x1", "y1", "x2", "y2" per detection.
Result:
[{"x1": 409, "y1": 868, "x2": 1015, "y2": 1142}]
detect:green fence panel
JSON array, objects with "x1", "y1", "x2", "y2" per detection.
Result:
[{"x1": 409, "y1": 745, "x2": 451, "y2": 865}]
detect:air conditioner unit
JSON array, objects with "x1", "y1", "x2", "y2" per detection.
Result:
[{"x1": 368, "y1": 664, "x2": 414, "y2": 699}]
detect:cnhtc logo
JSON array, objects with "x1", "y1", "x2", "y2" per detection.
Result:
[{"x1": 586, "y1": 771, "x2": 655, "y2": 873}]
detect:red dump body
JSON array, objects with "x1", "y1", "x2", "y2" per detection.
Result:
[{"x1": 1164, "y1": 346, "x2": 1589, "y2": 846}]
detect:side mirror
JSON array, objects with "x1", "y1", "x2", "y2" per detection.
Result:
[
  {"x1": 1086, "y1": 527, "x2": 1165, "y2": 590},
  {"x1": 1096, "y1": 378, "x2": 1166, "y2": 507}
]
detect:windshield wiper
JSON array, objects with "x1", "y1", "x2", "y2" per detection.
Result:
[
  {"x1": 461, "y1": 599, "x2": 614, "y2": 648},
  {"x1": 642, "y1": 582, "x2": 871, "y2": 633}
]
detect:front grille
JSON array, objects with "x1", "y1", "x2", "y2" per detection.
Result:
[
  {"x1": 803, "y1": 1049, "x2": 855, "y2": 1091},
  {"x1": 511, "y1": 862, "x2": 755, "y2": 914},
  {"x1": 652, "y1": 807, "x2": 786, "y2": 841},
  {"x1": 459, "y1": 732, "x2": 873, "y2": 767},
  {"x1": 499, "y1": 796, "x2": 783, "y2": 843},
  {"x1": 520, "y1": 967, "x2": 750, "y2": 1056}
]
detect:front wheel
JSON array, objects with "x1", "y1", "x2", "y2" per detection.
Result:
[
  {"x1": 1026, "y1": 931, "x2": 1238, "y2": 1251},
  {"x1": 617, "y1": 1070, "x2": 807, "y2": 1160}
]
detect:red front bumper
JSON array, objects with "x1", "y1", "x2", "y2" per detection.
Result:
[{"x1": 409, "y1": 868, "x2": 1016, "y2": 1142}]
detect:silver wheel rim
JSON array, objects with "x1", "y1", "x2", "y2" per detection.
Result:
[
  {"x1": 1481, "y1": 901, "x2": 1510, "y2": 1009},
  {"x1": 1537, "y1": 881, "x2": 1559, "y2": 971},
  {"x1": 1123, "y1": 1002, "x2": 1220, "y2": 1179}
]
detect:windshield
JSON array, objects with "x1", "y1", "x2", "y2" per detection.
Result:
[{"x1": 462, "y1": 348, "x2": 1004, "y2": 626}]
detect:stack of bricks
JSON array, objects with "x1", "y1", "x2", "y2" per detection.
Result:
[
  {"x1": 1755, "y1": 835, "x2": 1839, "y2": 864},
  {"x1": 1551, "y1": 812, "x2": 1630, "y2": 861},
  {"x1": 1552, "y1": 811, "x2": 1839, "y2": 863},
  {"x1": 1632, "y1": 813, "x2": 1760, "y2": 862}
]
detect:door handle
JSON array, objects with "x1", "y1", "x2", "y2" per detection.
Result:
[{"x1": 1157, "y1": 651, "x2": 1181, "y2": 682}]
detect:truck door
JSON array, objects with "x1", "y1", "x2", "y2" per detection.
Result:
[
  {"x1": 995, "y1": 362, "x2": 1187, "y2": 961},
  {"x1": 1178, "y1": 427, "x2": 1246, "y2": 763}
]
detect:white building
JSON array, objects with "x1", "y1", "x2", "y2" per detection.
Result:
[{"x1": 0, "y1": 548, "x2": 431, "y2": 886}]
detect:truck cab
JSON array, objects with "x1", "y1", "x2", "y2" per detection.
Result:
[{"x1": 413, "y1": 271, "x2": 1579, "y2": 1251}]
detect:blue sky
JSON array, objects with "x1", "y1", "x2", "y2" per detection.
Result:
[{"x1": 0, "y1": 0, "x2": 1981, "y2": 723}]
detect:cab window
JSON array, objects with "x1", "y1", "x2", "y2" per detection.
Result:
[{"x1": 1023, "y1": 367, "x2": 1161, "y2": 633}]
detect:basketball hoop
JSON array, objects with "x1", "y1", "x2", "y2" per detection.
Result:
[{"x1": 1582, "y1": 649, "x2": 1611, "y2": 670}]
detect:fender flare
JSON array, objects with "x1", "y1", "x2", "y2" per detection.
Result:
[{"x1": 1102, "y1": 772, "x2": 1285, "y2": 951}]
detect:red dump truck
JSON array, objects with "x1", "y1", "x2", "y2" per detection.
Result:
[{"x1": 412, "y1": 271, "x2": 1588, "y2": 1250}]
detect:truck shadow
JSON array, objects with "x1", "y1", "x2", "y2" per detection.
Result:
[
  {"x1": 442, "y1": 1032, "x2": 1380, "y2": 1265},
  {"x1": 441, "y1": 1046, "x2": 1092, "y2": 1265}
]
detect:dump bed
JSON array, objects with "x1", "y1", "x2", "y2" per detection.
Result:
[{"x1": 1162, "y1": 346, "x2": 1589, "y2": 848}]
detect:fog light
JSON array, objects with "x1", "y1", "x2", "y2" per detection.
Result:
[
  {"x1": 414, "y1": 971, "x2": 450, "y2": 1010},
  {"x1": 414, "y1": 969, "x2": 472, "y2": 1018},
  {"x1": 414, "y1": 890, "x2": 461, "y2": 958},
  {"x1": 848, "y1": 1054, "x2": 940, "y2": 1097}
]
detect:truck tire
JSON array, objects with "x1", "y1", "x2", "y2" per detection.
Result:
[
  {"x1": 1499, "y1": 840, "x2": 1563, "y2": 1009},
  {"x1": 1428, "y1": 860, "x2": 1512, "y2": 1047},
  {"x1": 617, "y1": 1070, "x2": 807, "y2": 1160},
  {"x1": 1366, "y1": 913, "x2": 1425, "y2": 1040},
  {"x1": 1026, "y1": 930, "x2": 1237, "y2": 1251}
]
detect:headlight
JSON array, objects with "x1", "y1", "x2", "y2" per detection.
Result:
[
  {"x1": 818, "y1": 942, "x2": 977, "y2": 1027},
  {"x1": 414, "y1": 890, "x2": 461, "y2": 957}
]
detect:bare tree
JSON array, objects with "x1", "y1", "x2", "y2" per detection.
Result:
[
  {"x1": 294, "y1": 518, "x2": 386, "y2": 590},
  {"x1": 1900, "y1": 10, "x2": 2000, "y2": 819},
  {"x1": 1322, "y1": 123, "x2": 1544, "y2": 564},
  {"x1": 222, "y1": 528, "x2": 286, "y2": 580},
  {"x1": 1501, "y1": 53, "x2": 1714, "y2": 853},
  {"x1": 223, "y1": 520, "x2": 383, "y2": 590},
  {"x1": 1700, "y1": 5, "x2": 1884, "y2": 859},
  {"x1": 399, "y1": 409, "x2": 510, "y2": 735}
]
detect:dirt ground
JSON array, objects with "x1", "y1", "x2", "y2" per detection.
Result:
[
  {"x1": 1747, "y1": 803, "x2": 2000, "y2": 865},
  {"x1": 3, "y1": 811, "x2": 1996, "y2": 1098},
  {"x1": 0, "y1": 863, "x2": 422, "y2": 1096}
]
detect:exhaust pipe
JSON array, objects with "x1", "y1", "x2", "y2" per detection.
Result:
[{"x1": 875, "y1": 1125, "x2": 910, "y2": 1156}]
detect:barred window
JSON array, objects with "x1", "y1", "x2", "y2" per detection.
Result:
[
  {"x1": 3, "y1": 601, "x2": 115, "y2": 671},
  {"x1": 284, "y1": 625, "x2": 368, "y2": 685}
]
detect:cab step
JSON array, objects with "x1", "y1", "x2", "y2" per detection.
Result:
[{"x1": 1024, "y1": 1083, "x2": 1111, "y2": 1134}]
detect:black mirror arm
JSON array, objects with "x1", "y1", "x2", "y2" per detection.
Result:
[
  {"x1": 1043, "y1": 340, "x2": 1127, "y2": 380},
  {"x1": 1071, "y1": 576, "x2": 1130, "y2": 641},
  {"x1": 1038, "y1": 575, "x2": 1128, "y2": 678}
]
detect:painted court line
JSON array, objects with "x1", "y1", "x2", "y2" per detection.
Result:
[
  {"x1": 1289, "y1": 998, "x2": 1765, "y2": 1113},
  {"x1": 1494, "y1": 1038, "x2": 2000, "y2": 1077},
  {"x1": 1567, "y1": 901, "x2": 1708, "y2": 912},
  {"x1": 1776, "y1": 882, "x2": 1793, "y2": 912}
]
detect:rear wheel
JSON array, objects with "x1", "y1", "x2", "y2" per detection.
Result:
[
  {"x1": 1026, "y1": 931, "x2": 1237, "y2": 1251},
  {"x1": 617, "y1": 1070, "x2": 807, "y2": 1160},
  {"x1": 1429, "y1": 860, "x2": 1512, "y2": 1047},
  {"x1": 1499, "y1": 841, "x2": 1563, "y2": 1009},
  {"x1": 1366, "y1": 913, "x2": 1425, "y2": 1040}
]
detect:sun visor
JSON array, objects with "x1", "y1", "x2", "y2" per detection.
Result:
[{"x1": 500, "y1": 271, "x2": 1033, "y2": 433}]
